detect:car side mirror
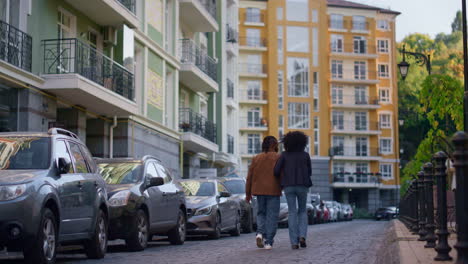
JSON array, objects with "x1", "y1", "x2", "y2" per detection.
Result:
[
  {"x1": 58, "y1": 157, "x2": 71, "y2": 175},
  {"x1": 219, "y1": 191, "x2": 231, "y2": 198},
  {"x1": 148, "y1": 177, "x2": 164, "y2": 188}
]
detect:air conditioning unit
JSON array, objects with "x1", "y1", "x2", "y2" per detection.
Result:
[{"x1": 102, "y1": 26, "x2": 117, "y2": 45}]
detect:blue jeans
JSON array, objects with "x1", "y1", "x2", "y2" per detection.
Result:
[
  {"x1": 256, "y1": 195, "x2": 280, "y2": 245},
  {"x1": 284, "y1": 186, "x2": 309, "y2": 245}
]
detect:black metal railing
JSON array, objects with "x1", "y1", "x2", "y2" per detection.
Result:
[
  {"x1": 245, "y1": 12, "x2": 264, "y2": 23},
  {"x1": 0, "y1": 20, "x2": 32, "y2": 72},
  {"x1": 329, "y1": 146, "x2": 379, "y2": 157},
  {"x1": 238, "y1": 37, "x2": 267, "y2": 48},
  {"x1": 227, "y1": 78, "x2": 234, "y2": 98},
  {"x1": 227, "y1": 134, "x2": 234, "y2": 154},
  {"x1": 333, "y1": 172, "x2": 381, "y2": 184},
  {"x1": 42, "y1": 38, "x2": 134, "y2": 101},
  {"x1": 179, "y1": 39, "x2": 217, "y2": 82},
  {"x1": 239, "y1": 63, "x2": 267, "y2": 75},
  {"x1": 330, "y1": 120, "x2": 380, "y2": 131},
  {"x1": 226, "y1": 24, "x2": 238, "y2": 43},
  {"x1": 331, "y1": 94, "x2": 380, "y2": 106},
  {"x1": 179, "y1": 108, "x2": 217, "y2": 143},
  {"x1": 117, "y1": 0, "x2": 136, "y2": 13}
]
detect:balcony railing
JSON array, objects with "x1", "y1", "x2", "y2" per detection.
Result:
[
  {"x1": 239, "y1": 117, "x2": 268, "y2": 128},
  {"x1": 240, "y1": 143, "x2": 261, "y2": 155},
  {"x1": 227, "y1": 134, "x2": 234, "y2": 154},
  {"x1": 245, "y1": 12, "x2": 264, "y2": 23},
  {"x1": 331, "y1": 120, "x2": 380, "y2": 131},
  {"x1": 239, "y1": 89, "x2": 267, "y2": 101},
  {"x1": 328, "y1": 19, "x2": 369, "y2": 32},
  {"x1": 0, "y1": 20, "x2": 32, "y2": 72},
  {"x1": 329, "y1": 146, "x2": 379, "y2": 157},
  {"x1": 330, "y1": 70, "x2": 378, "y2": 81},
  {"x1": 226, "y1": 24, "x2": 238, "y2": 43},
  {"x1": 239, "y1": 63, "x2": 267, "y2": 75},
  {"x1": 227, "y1": 79, "x2": 234, "y2": 99},
  {"x1": 329, "y1": 19, "x2": 347, "y2": 30},
  {"x1": 239, "y1": 37, "x2": 267, "y2": 48},
  {"x1": 179, "y1": 108, "x2": 217, "y2": 143},
  {"x1": 333, "y1": 172, "x2": 381, "y2": 184},
  {"x1": 117, "y1": 0, "x2": 135, "y2": 13},
  {"x1": 331, "y1": 94, "x2": 380, "y2": 106},
  {"x1": 42, "y1": 38, "x2": 134, "y2": 101},
  {"x1": 179, "y1": 39, "x2": 217, "y2": 82},
  {"x1": 352, "y1": 21, "x2": 369, "y2": 31},
  {"x1": 330, "y1": 44, "x2": 376, "y2": 55}
]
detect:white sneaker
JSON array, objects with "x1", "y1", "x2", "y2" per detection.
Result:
[
  {"x1": 256, "y1": 234, "x2": 264, "y2": 248},
  {"x1": 264, "y1": 244, "x2": 272, "y2": 250}
]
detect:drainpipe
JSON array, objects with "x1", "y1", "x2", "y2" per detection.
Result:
[{"x1": 109, "y1": 116, "x2": 117, "y2": 158}]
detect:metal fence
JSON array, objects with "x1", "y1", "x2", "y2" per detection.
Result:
[
  {"x1": 0, "y1": 20, "x2": 32, "y2": 72},
  {"x1": 179, "y1": 39, "x2": 217, "y2": 82},
  {"x1": 42, "y1": 38, "x2": 134, "y2": 101},
  {"x1": 331, "y1": 94, "x2": 380, "y2": 106},
  {"x1": 239, "y1": 143, "x2": 261, "y2": 155},
  {"x1": 179, "y1": 108, "x2": 217, "y2": 143},
  {"x1": 332, "y1": 172, "x2": 381, "y2": 184},
  {"x1": 238, "y1": 37, "x2": 267, "y2": 48},
  {"x1": 238, "y1": 63, "x2": 267, "y2": 75},
  {"x1": 330, "y1": 120, "x2": 380, "y2": 131}
]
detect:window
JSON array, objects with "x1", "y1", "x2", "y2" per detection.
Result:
[
  {"x1": 377, "y1": 20, "x2": 389, "y2": 30},
  {"x1": 333, "y1": 136, "x2": 344, "y2": 150},
  {"x1": 58, "y1": 9, "x2": 74, "y2": 39},
  {"x1": 287, "y1": 27, "x2": 309, "y2": 52},
  {"x1": 314, "y1": 116, "x2": 319, "y2": 155},
  {"x1": 353, "y1": 36, "x2": 366, "y2": 54},
  {"x1": 0, "y1": 0, "x2": 20, "y2": 28},
  {"x1": 69, "y1": 142, "x2": 89, "y2": 173},
  {"x1": 287, "y1": 0, "x2": 308, "y2": 22},
  {"x1": 380, "y1": 138, "x2": 392, "y2": 154},
  {"x1": 333, "y1": 162, "x2": 345, "y2": 174},
  {"x1": 355, "y1": 112, "x2": 367, "y2": 131},
  {"x1": 278, "y1": 70, "x2": 284, "y2": 109},
  {"x1": 379, "y1": 64, "x2": 389, "y2": 78},
  {"x1": 353, "y1": 16, "x2": 366, "y2": 31},
  {"x1": 312, "y1": 9, "x2": 318, "y2": 23},
  {"x1": 331, "y1": 60, "x2": 343, "y2": 79},
  {"x1": 354, "y1": 61, "x2": 366, "y2": 80},
  {"x1": 380, "y1": 164, "x2": 393, "y2": 179},
  {"x1": 331, "y1": 34, "x2": 343, "y2": 53},
  {"x1": 305, "y1": 136, "x2": 311, "y2": 153},
  {"x1": 354, "y1": 86, "x2": 367, "y2": 104},
  {"x1": 246, "y1": 29, "x2": 261, "y2": 47},
  {"x1": 146, "y1": 162, "x2": 159, "y2": 179},
  {"x1": 288, "y1": 103, "x2": 310, "y2": 129},
  {"x1": 356, "y1": 137, "x2": 368, "y2": 156},
  {"x1": 247, "y1": 81, "x2": 261, "y2": 100},
  {"x1": 287, "y1": 57, "x2": 309, "y2": 97},
  {"x1": 246, "y1": 8, "x2": 261, "y2": 23},
  {"x1": 247, "y1": 134, "x2": 261, "y2": 154},
  {"x1": 356, "y1": 163, "x2": 369, "y2": 182},
  {"x1": 312, "y1": 27, "x2": 318, "y2": 66},
  {"x1": 332, "y1": 111, "x2": 344, "y2": 130},
  {"x1": 330, "y1": 14, "x2": 343, "y2": 29},
  {"x1": 277, "y1": 7, "x2": 283, "y2": 20},
  {"x1": 332, "y1": 85, "x2": 343, "y2": 104},
  {"x1": 155, "y1": 163, "x2": 172, "y2": 183},
  {"x1": 247, "y1": 107, "x2": 261, "y2": 127},
  {"x1": 279, "y1": 115, "x2": 283, "y2": 128},
  {"x1": 247, "y1": 55, "x2": 261, "y2": 73},
  {"x1": 379, "y1": 88, "x2": 391, "y2": 103},
  {"x1": 80, "y1": 145, "x2": 97, "y2": 173},
  {"x1": 278, "y1": 26, "x2": 283, "y2": 64},
  {"x1": 378, "y1": 39, "x2": 389, "y2": 53},
  {"x1": 313, "y1": 72, "x2": 319, "y2": 111},
  {"x1": 55, "y1": 140, "x2": 74, "y2": 173},
  {"x1": 380, "y1": 113, "x2": 391, "y2": 128}
]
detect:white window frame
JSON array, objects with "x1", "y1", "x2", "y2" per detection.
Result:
[
  {"x1": 380, "y1": 163, "x2": 393, "y2": 179},
  {"x1": 288, "y1": 103, "x2": 310, "y2": 129},
  {"x1": 332, "y1": 85, "x2": 343, "y2": 105},
  {"x1": 379, "y1": 113, "x2": 392, "y2": 129},
  {"x1": 353, "y1": 16, "x2": 366, "y2": 31},
  {"x1": 278, "y1": 70, "x2": 284, "y2": 109},
  {"x1": 331, "y1": 34, "x2": 343, "y2": 53},
  {"x1": 353, "y1": 36, "x2": 367, "y2": 54},
  {"x1": 377, "y1": 39, "x2": 389, "y2": 53},
  {"x1": 379, "y1": 88, "x2": 391, "y2": 103},
  {"x1": 314, "y1": 116, "x2": 319, "y2": 156},
  {"x1": 332, "y1": 111, "x2": 344, "y2": 130},
  {"x1": 380, "y1": 138, "x2": 393, "y2": 154},
  {"x1": 331, "y1": 60, "x2": 343, "y2": 79},
  {"x1": 378, "y1": 64, "x2": 390, "y2": 78},
  {"x1": 354, "y1": 61, "x2": 366, "y2": 80},
  {"x1": 377, "y1": 20, "x2": 389, "y2": 31},
  {"x1": 330, "y1": 14, "x2": 344, "y2": 29}
]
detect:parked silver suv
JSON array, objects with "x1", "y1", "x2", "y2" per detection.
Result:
[{"x1": 0, "y1": 128, "x2": 108, "y2": 264}]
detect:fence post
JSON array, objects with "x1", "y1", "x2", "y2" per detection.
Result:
[
  {"x1": 452, "y1": 132, "x2": 468, "y2": 264},
  {"x1": 418, "y1": 170, "x2": 428, "y2": 241},
  {"x1": 423, "y1": 162, "x2": 437, "y2": 248},
  {"x1": 433, "y1": 151, "x2": 452, "y2": 261},
  {"x1": 410, "y1": 179, "x2": 420, "y2": 234}
]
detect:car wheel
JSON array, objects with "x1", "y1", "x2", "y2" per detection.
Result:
[
  {"x1": 84, "y1": 210, "x2": 107, "y2": 259},
  {"x1": 24, "y1": 208, "x2": 57, "y2": 264},
  {"x1": 208, "y1": 213, "x2": 222, "y2": 239},
  {"x1": 168, "y1": 209, "x2": 186, "y2": 245},
  {"x1": 126, "y1": 209, "x2": 149, "y2": 251},
  {"x1": 230, "y1": 213, "x2": 241, "y2": 237},
  {"x1": 241, "y1": 210, "x2": 254, "y2": 233}
]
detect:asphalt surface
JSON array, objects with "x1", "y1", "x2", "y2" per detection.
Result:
[{"x1": 0, "y1": 219, "x2": 391, "y2": 264}]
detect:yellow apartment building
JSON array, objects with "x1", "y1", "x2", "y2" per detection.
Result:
[{"x1": 238, "y1": 0, "x2": 400, "y2": 212}]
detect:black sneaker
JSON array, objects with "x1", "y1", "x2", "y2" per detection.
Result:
[
  {"x1": 291, "y1": 245, "x2": 299, "y2": 250},
  {"x1": 299, "y1": 237, "x2": 307, "y2": 248}
]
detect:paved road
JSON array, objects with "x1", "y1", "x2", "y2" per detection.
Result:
[{"x1": 1, "y1": 220, "x2": 391, "y2": 264}]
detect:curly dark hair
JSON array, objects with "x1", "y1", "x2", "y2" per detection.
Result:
[
  {"x1": 262, "y1": 136, "x2": 278, "y2": 153},
  {"x1": 282, "y1": 131, "x2": 308, "y2": 152}
]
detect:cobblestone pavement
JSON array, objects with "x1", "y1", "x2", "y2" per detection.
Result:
[{"x1": 1, "y1": 220, "x2": 390, "y2": 264}]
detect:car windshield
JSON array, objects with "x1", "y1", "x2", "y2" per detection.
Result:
[
  {"x1": 222, "y1": 180, "x2": 245, "y2": 194},
  {"x1": 0, "y1": 137, "x2": 50, "y2": 170},
  {"x1": 180, "y1": 181, "x2": 215, "y2": 196},
  {"x1": 98, "y1": 162, "x2": 142, "y2": 184}
]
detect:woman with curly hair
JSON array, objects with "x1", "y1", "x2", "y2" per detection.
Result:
[
  {"x1": 274, "y1": 131, "x2": 312, "y2": 249},
  {"x1": 245, "y1": 136, "x2": 281, "y2": 250}
]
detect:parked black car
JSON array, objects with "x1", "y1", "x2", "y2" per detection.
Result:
[
  {"x1": 375, "y1": 207, "x2": 398, "y2": 220},
  {"x1": 217, "y1": 177, "x2": 257, "y2": 233},
  {"x1": 178, "y1": 179, "x2": 241, "y2": 239},
  {"x1": 0, "y1": 128, "x2": 108, "y2": 264},
  {"x1": 97, "y1": 156, "x2": 187, "y2": 251}
]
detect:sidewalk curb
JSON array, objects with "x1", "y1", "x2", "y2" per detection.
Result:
[{"x1": 374, "y1": 220, "x2": 400, "y2": 264}]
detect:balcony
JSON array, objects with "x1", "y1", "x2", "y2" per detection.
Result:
[
  {"x1": 351, "y1": 21, "x2": 370, "y2": 34},
  {"x1": 239, "y1": 37, "x2": 267, "y2": 51},
  {"x1": 329, "y1": 146, "x2": 381, "y2": 161},
  {"x1": 244, "y1": 12, "x2": 265, "y2": 26},
  {"x1": 330, "y1": 44, "x2": 378, "y2": 59},
  {"x1": 179, "y1": 39, "x2": 218, "y2": 93},
  {"x1": 64, "y1": 0, "x2": 138, "y2": 28},
  {"x1": 331, "y1": 94, "x2": 380, "y2": 109},
  {"x1": 179, "y1": 108, "x2": 218, "y2": 154},
  {"x1": 240, "y1": 143, "x2": 261, "y2": 158},
  {"x1": 239, "y1": 89, "x2": 267, "y2": 104},
  {"x1": 331, "y1": 121, "x2": 381, "y2": 135},
  {"x1": 328, "y1": 19, "x2": 369, "y2": 34},
  {"x1": 332, "y1": 172, "x2": 382, "y2": 188},
  {"x1": 41, "y1": 38, "x2": 137, "y2": 116},
  {"x1": 328, "y1": 19, "x2": 348, "y2": 32},
  {"x1": 0, "y1": 20, "x2": 32, "y2": 73},
  {"x1": 226, "y1": 24, "x2": 238, "y2": 57},
  {"x1": 227, "y1": 134, "x2": 235, "y2": 154},
  {"x1": 239, "y1": 117, "x2": 268, "y2": 132},
  {"x1": 330, "y1": 70, "x2": 379, "y2": 85},
  {"x1": 179, "y1": 0, "x2": 218, "y2": 32},
  {"x1": 239, "y1": 63, "x2": 267, "y2": 78}
]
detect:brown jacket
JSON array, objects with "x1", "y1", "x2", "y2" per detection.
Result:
[{"x1": 245, "y1": 151, "x2": 281, "y2": 197}]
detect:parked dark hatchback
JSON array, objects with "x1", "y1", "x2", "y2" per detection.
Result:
[
  {"x1": 375, "y1": 207, "x2": 397, "y2": 220},
  {"x1": 97, "y1": 156, "x2": 187, "y2": 251},
  {"x1": 0, "y1": 128, "x2": 108, "y2": 264}
]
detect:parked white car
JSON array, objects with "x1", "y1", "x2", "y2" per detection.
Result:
[{"x1": 324, "y1": 201, "x2": 338, "y2": 222}]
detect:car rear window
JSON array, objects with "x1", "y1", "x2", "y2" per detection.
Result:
[{"x1": 0, "y1": 137, "x2": 50, "y2": 170}]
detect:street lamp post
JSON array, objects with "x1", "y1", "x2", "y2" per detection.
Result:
[{"x1": 397, "y1": 44, "x2": 432, "y2": 80}]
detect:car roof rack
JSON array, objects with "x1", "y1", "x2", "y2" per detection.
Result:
[{"x1": 48, "y1": 127, "x2": 79, "y2": 140}]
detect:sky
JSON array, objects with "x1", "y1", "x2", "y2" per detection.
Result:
[{"x1": 350, "y1": 0, "x2": 461, "y2": 41}]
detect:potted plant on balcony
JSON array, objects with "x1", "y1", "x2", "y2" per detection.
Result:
[{"x1": 180, "y1": 122, "x2": 191, "y2": 132}]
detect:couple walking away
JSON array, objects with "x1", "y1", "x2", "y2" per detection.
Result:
[{"x1": 245, "y1": 131, "x2": 312, "y2": 250}]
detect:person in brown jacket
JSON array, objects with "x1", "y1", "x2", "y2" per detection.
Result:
[{"x1": 245, "y1": 136, "x2": 281, "y2": 250}]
